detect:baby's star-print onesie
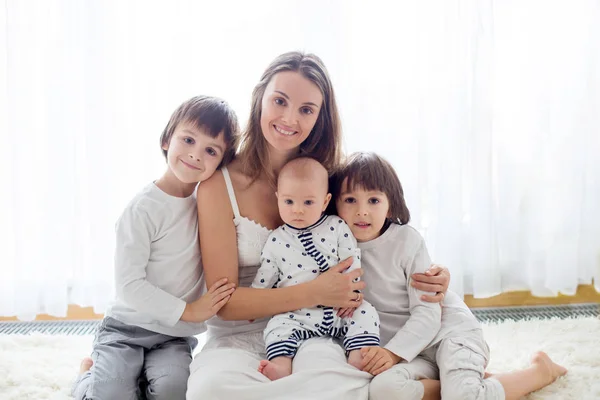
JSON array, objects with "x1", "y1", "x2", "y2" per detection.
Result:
[{"x1": 251, "y1": 214, "x2": 380, "y2": 360}]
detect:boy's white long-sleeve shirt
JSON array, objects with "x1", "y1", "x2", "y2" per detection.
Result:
[
  {"x1": 359, "y1": 223, "x2": 442, "y2": 362},
  {"x1": 105, "y1": 183, "x2": 206, "y2": 337}
]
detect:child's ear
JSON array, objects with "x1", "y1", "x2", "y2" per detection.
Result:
[
  {"x1": 161, "y1": 141, "x2": 169, "y2": 151},
  {"x1": 322, "y1": 193, "x2": 332, "y2": 211},
  {"x1": 275, "y1": 192, "x2": 279, "y2": 199}
]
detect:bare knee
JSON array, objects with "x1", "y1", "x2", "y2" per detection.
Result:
[{"x1": 369, "y1": 369, "x2": 423, "y2": 400}]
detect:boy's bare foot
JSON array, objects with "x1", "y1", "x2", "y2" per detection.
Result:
[
  {"x1": 531, "y1": 351, "x2": 567, "y2": 385},
  {"x1": 79, "y1": 357, "x2": 93, "y2": 374},
  {"x1": 484, "y1": 371, "x2": 493, "y2": 379},
  {"x1": 258, "y1": 360, "x2": 292, "y2": 381}
]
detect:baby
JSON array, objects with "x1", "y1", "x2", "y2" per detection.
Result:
[{"x1": 252, "y1": 157, "x2": 380, "y2": 381}]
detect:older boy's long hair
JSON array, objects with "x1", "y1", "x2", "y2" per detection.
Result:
[
  {"x1": 237, "y1": 51, "x2": 343, "y2": 186},
  {"x1": 160, "y1": 95, "x2": 240, "y2": 167},
  {"x1": 330, "y1": 152, "x2": 410, "y2": 225}
]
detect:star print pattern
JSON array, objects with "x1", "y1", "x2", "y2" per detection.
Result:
[{"x1": 250, "y1": 215, "x2": 380, "y2": 359}]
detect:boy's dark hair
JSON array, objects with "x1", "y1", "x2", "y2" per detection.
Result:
[
  {"x1": 330, "y1": 152, "x2": 410, "y2": 225},
  {"x1": 160, "y1": 95, "x2": 239, "y2": 166}
]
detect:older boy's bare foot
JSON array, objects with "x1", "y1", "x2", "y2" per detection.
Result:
[
  {"x1": 258, "y1": 360, "x2": 291, "y2": 381},
  {"x1": 79, "y1": 357, "x2": 93, "y2": 374},
  {"x1": 531, "y1": 351, "x2": 567, "y2": 385}
]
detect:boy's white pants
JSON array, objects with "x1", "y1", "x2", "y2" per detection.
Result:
[{"x1": 370, "y1": 328, "x2": 505, "y2": 400}]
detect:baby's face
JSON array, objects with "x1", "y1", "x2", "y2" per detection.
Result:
[{"x1": 277, "y1": 177, "x2": 331, "y2": 229}]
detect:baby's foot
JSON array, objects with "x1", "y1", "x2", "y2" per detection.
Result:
[
  {"x1": 79, "y1": 357, "x2": 93, "y2": 374},
  {"x1": 531, "y1": 351, "x2": 567, "y2": 385},
  {"x1": 258, "y1": 360, "x2": 291, "y2": 381}
]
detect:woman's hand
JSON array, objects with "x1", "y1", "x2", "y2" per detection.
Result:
[
  {"x1": 360, "y1": 346, "x2": 402, "y2": 376},
  {"x1": 337, "y1": 306, "x2": 356, "y2": 319},
  {"x1": 311, "y1": 258, "x2": 366, "y2": 308},
  {"x1": 411, "y1": 264, "x2": 450, "y2": 303}
]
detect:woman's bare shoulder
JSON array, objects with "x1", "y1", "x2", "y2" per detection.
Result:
[
  {"x1": 196, "y1": 168, "x2": 233, "y2": 218},
  {"x1": 226, "y1": 159, "x2": 253, "y2": 189}
]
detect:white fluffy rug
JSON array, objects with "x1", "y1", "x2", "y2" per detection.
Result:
[{"x1": 1, "y1": 317, "x2": 599, "y2": 399}]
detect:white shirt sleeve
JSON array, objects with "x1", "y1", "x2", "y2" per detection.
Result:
[
  {"x1": 114, "y1": 205, "x2": 186, "y2": 327},
  {"x1": 251, "y1": 234, "x2": 281, "y2": 289},
  {"x1": 384, "y1": 238, "x2": 442, "y2": 362}
]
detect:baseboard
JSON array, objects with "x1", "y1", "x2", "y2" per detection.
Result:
[
  {"x1": 0, "y1": 305, "x2": 103, "y2": 322},
  {"x1": 1, "y1": 285, "x2": 598, "y2": 321},
  {"x1": 465, "y1": 284, "x2": 600, "y2": 308}
]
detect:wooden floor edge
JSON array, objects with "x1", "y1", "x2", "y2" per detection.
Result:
[
  {"x1": 465, "y1": 284, "x2": 600, "y2": 308},
  {"x1": 1, "y1": 285, "x2": 599, "y2": 321}
]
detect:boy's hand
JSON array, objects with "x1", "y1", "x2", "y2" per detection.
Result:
[
  {"x1": 181, "y1": 278, "x2": 236, "y2": 323},
  {"x1": 337, "y1": 307, "x2": 356, "y2": 318},
  {"x1": 360, "y1": 346, "x2": 402, "y2": 376}
]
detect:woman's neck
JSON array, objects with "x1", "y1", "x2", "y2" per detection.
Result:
[{"x1": 267, "y1": 147, "x2": 299, "y2": 177}]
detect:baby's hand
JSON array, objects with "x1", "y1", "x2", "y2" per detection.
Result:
[
  {"x1": 360, "y1": 346, "x2": 402, "y2": 376},
  {"x1": 182, "y1": 278, "x2": 236, "y2": 323},
  {"x1": 337, "y1": 307, "x2": 356, "y2": 318}
]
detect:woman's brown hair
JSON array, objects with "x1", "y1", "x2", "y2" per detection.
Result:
[
  {"x1": 330, "y1": 152, "x2": 410, "y2": 225},
  {"x1": 238, "y1": 51, "x2": 343, "y2": 185}
]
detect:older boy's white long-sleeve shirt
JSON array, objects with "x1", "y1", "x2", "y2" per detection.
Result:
[{"x1": 105, "y1": 183, "x2": 206, "y2": 337}]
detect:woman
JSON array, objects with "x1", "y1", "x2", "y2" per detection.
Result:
[{"x1": 188, "y1": 51, "x2": 450, "y2": 399}]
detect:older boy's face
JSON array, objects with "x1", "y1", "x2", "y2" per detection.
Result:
[
  {"x1": 277, "y1": 177, "x2": 331, "y2": 229},
  {"x1": 162, "y1": 121, "x2": 226, "y2": 184}
]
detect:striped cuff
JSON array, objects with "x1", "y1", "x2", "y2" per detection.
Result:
[
  {"x1": 266, "y1": 339, "x2": 299, "y2": 360},
  {"x1": 343, "y1": 333, "x2": 380, "y2": 351}
]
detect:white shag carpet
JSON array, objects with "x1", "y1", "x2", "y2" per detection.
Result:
[{"x1": 1, "y1": 317, "x2": 599, "y2": 399}]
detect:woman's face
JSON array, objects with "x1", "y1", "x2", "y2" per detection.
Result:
[{"x1": 260, "y1": 71, "x2": 323, "y2": 154}]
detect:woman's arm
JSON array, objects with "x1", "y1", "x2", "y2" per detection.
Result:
[
  {"x1": 411, "y1": 265, "x2": 451, "y2": 302},
  {"x1": 197, "y1": 172, "x2": 364, "y2": 321}
]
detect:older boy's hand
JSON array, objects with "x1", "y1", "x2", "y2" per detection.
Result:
[
  {"x1": 181, "y1": 278, "x2": 236, "y2": 323},
  {"x1": 360, "y1": 346, "x2": 402, "y2": 376}
]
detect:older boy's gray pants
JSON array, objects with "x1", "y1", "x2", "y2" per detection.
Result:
[{"x1": 72, "y1": 317, "x2": 197, "y2": 400}]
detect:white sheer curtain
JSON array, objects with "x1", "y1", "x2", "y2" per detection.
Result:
[
  {"x1": 338, "y1": 0, "x2": 600, "y2": 298},
  {"x1": 1, "y1": 0, "x2": 598, "y2": 319}
]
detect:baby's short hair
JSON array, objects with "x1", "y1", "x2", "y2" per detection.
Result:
[
  {"x1": 160, "y1": 96, "x2": 239, "y2": 166},
  {"x1": 277, "y1": 157, "x2": 329, "y2": 190}
]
